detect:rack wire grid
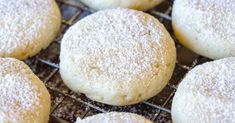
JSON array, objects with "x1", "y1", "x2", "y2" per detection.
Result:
[{"x1": 24, "y1": 0, "x2": 211, "y2": 123}]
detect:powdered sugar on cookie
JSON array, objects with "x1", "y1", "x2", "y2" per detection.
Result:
[
  {"x1": 172, "y1": 57, "x2": 235, "y2": 123},
  {"x1": 0, "y1": 58, "x2": 49, "y2": 122},
  {"x1": 61, "y1": 8, "x2": 168, "y2": 82},
  {"x1": 0, "y1": 0, "x2": 61, "y2": 59},
  {"x1": 75, "y1": 112, "x2": 153, "y2": 123}
]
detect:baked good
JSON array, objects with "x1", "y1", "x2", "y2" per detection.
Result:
[
  {"x1": 171, "y1": 57, "x2": 235, "y2": 123},
  {"x1": 60, "y1": 8, "x2": 176, "y2": 105},
  {"x1": 80, "y1": 0, "x2": 163, "y2": 11},
  {"x1": 172, "y1": 0, "x2": 235, "y2": 59},
  {"x1": 0, "y1": 58, "x2": 51, "y2": 123},
  {"x1": 0, "y1": 0, "x2": 61, "y2": 60},
  {"x1": 75, "y1": 112, "x2": 153, "y2": 123}
]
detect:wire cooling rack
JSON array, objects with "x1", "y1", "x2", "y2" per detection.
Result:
[{"x1": 24, "y1": 0, "x2": 211, "y2": 122}]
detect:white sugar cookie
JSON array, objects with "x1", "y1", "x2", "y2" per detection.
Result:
[
  {"x1": 172, "y1": 0, "x2": 235, "y2": 59},
  {"x1": 0, "y1": 58, "x2": 51, "y2": 123},
  {"x1": 75, "y1": 112, "x2": 153, "y2": 123},
  {"x1": 172, "y1": 57, "x2": 235, "y2": 123},
  {"x1": 60, "y1": 8, "x2": 176, "y2": 105},
  {"x1": 0, "y1": 0, "x2": 61, "y2": 60},
  {"x1": 80, "y1": 0, "x2": 163, "y2": 11}
]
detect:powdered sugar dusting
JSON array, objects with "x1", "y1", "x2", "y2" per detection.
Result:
[
  {"x1": 173, "y1": 57, "x2": 235, "y2": 122},
  {"x1": 184, "y1": 57, "x2": 235, "y2": 103},
  {"x1": 174, "y1": 0, "x2": 235, "y2": 49},
  {"x1": 0, "y1": 58, "x2": 42, "y2": 122},
  {"x1": 75, "y1": 112, "x2": 153, "y2": 123},
  {"x1": 61, "y1": 8, "x2": 169, "y2": 82},
  {"x1": 0, "y1": 0, "x2": 59, "y2": 58}
]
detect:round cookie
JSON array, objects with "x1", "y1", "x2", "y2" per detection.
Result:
[
  {"x1": 80, "y1": 0, "x2": 163, "y2": 11},
  {"x1": 0, "y1": 58, "x2": 51, "y2": 123},
  {"x1": 172, "y1": 0, "x2": 235, "y2": 59},
  {"x1": 171, "y1": 57, "x2": 235, "y2": 123},
  {"x1": 75, "y1": 112, "x2": 153, "y2": 123},
  {"x1": 60, "y1": 8, "x2": 176, "y2": 106},
  {"x1": 0, "y1": 0, "x2": 61, "y2": 60}
]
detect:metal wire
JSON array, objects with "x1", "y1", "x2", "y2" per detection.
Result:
[{"x1": 24, "y1": 0, "x2": 211, "y2": 122}]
